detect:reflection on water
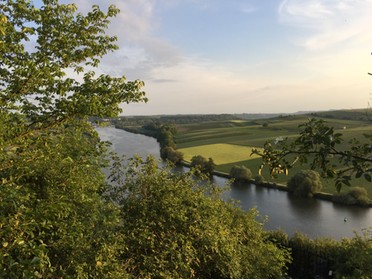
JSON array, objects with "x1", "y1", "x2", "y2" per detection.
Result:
[{"x1": 97, "y1": 127, "x2": 372, "y2": 239}]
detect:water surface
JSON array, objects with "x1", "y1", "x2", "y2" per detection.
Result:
[{"x1": 97, "y1": 126, "x2": 372, "y2": 239}]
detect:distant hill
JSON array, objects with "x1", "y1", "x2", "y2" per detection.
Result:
[
  {"x1": 304, "y1": 108, "x2": 371, "y2": 122},
  {"x1": 112, "y1": 108, "x2": 371, "y2": 127}
]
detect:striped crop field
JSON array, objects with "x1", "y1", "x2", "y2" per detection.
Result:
[
  {"x1": 178, "y1": 143, "x2": 262, "y2": 165},
  {"x1": 173, "y1": 113, "x2": 372, "y2": 197}
]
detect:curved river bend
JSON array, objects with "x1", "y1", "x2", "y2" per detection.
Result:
[{"x1": 97, "y1": 127, "x2": 372, "y2": 239}]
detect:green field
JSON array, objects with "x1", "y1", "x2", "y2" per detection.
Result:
[
  {"x1": 178, "y1": 143, "x2": 262, "y2": 165},
  {"x1": 174, "y1": 112, "x2": 372, "y2": 197}
]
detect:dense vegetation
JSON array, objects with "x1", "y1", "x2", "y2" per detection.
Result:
[
  {"x1": 287, "y1": 170, "x2": 323, "y2": 197},
  {"x1": 229, "y1": 165, "x2": 253, "y2": 182},
  {"x1": 109, "y1": 156, "x2": 290, "y2": 278},
  {"x1": 190, "y1": 155, "x2": 216, "y2": 175},
  {"x1": 269, "y1": 229, "x2": 372, "y2": 279}
]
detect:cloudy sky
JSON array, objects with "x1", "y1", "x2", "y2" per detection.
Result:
[{"x1": 61, "y1": 0, "x2": 372, "y2": 115}]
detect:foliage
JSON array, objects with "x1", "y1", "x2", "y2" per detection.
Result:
[
  {"x1": 254, "y1": 174, "x2": 265, "y2": 185},
  {"x1": 333, "y1": 187, "x2": 371, "y2": 206},
  {"x1": 108, "y1": 156, "x2": 291, "y2": 278},
  {"x1": 0, "y1": 0, "x2": 146, "y2": 277},
  {"x1": 230, "y1": 165, "x2": 252, "y2": 182},
  {"x1": 0, "y1": 0, "x2": 146, "y2": 123},
  {"x1": 160, "y1": 146, "x2": 184, "y2": 164},
  {"x1": 190, "y1": 155, "x2": 216, "y2": 175},
  {"x1": 287, "y1": 170, "x2": 322, "y2": 197},
  {"x1": 276, "y1": 229, "x2": 372, "y2": 279},
  {"x1": 0, "y1": 122, "x2": 126, "y2": 277},
  {"x1": 253, "y1": 118, "x2": 372, "y2": 192},
  {"x1": 333, "y1": 228, "x2": 372, "y2": 278}
]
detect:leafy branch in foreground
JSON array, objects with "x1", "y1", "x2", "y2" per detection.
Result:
[
  {"x1": 1, "y1": 0, "x2": 147, "y2": 276},
  {"x1": 252, "y1": 118, "x2": 372, "y2": 191},
  {"x1": 108, "y1": 155, "x2": 291, "y2": 278}
]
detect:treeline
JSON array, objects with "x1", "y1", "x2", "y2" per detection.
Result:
[
  {"x1": 268, "y1": 229, "x2": 372, "y2": 279},
  {"x1": 112, "y1": 113, "x2": 289, "y2": 127},
  {"x1": 115, "y1": 120, "x2": 185, "y2": 164},
  {"x1": 143, "y1": 122, "x2": 184, "y2": 164},
  {"x1": 111, "y1": 108, "x2": 372, "y2": 130},
  {"x1": 113, "y1": 114, "x2": 242, "y2": 126},
  {"x1": 115, "y1": 120, "x2": 218, "y2": 174},
  {"x1": 308, "y1": 108, "x2": 372, "y2": 122}
]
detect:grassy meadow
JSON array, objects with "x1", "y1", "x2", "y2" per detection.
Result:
[{"x1": 174, "y1": 112, "x2": 372, "y2": 197}]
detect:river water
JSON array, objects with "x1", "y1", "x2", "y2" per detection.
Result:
[{"x1": 97, "y1": 126, "x2": 372, "y2": 239}]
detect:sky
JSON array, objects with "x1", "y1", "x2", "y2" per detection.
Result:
[{"x1": 47, "y1": 0, "x2": 372, "y2": 115}]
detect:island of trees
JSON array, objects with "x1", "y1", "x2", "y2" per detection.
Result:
[{"x1": 1, "y1": 1, "x2": 371, "y2": 278}]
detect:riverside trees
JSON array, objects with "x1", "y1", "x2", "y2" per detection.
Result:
[
  {"x1": 1, "y1": 0, "x2": 291, "y2": 277},
  {"x1": 253, "y1": 118, "x2": 372, "y2": 192}
]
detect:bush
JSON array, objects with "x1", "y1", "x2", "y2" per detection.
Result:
[
  {"x1": 160, "y1": 146, "x2": 183, "y2": 164},
  {"x1": 286, "y1": 230, "x2": 372, "y2": 279},
  {"x1": 109, "y1": 156, "x2": 291, "y2": 278},
  {"x1": 254, "y1": 175, "x2": 265, "y2": 185},
  {"x1": 287, "y1": 170, "x2": 322, "y2": 197},
  {"x1": 190, "y1": 155, "x2": 215, "y2": 175},
  {"x1": 229, "y1": 165, "x2": 252, "y2": 182},
  {"x1": 333, "y1": 187, "x2": 370, "y2": 206}
]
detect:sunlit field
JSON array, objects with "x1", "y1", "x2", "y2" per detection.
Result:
[
  {"x1": 175, "y1": 113, "x2": 372, "y2": 197},
  {"x1": 178, "y1": 143, "x2": 262, "y2": 165}
]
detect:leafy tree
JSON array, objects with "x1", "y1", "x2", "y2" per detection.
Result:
[
  {"x1": 287, "y1": 170, "x2": 322, "y2": 197},
  {"x1": 280, "y1": 229, "x2": 372, "y2": 279},
  {"x1": 1, "y1": 0, "x2": 146, "y2": 276},
  {"x1": 160, "y1": 146, "x2": 184, "y2": 164},
  {"x1": 254, "y1": 174, "x2": 265, "y2": 185},
  {"x1": 108, "y1": 156, "x2": 291, "y2": 278},
  {"x1": 190, "y1": 155, "x2": 216, "y2": 175},
  {"x1": 333, "y1": 187, "x2": 370, "y2": 206},
  {"x1": 253, "y1": 118, "x2": 372, "y2": 191},
  {"x1": 230, "y1": 165, "x2": 252, "y2": 182}
]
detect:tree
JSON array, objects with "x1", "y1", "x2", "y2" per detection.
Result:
[
  {"x1": 1, "y1": 0, "x2": 146, "y2": 276},
  {"x1": 108, "y1": 156, "x2": 291, "y2": 278},
  {"x1": 230, "y1": 165, "x2": 252, "y2": 182},
  {"x1": 287, "y1": 170, "x2": 322, "y2": 197},
  {"x1": 252, "y1": 118, "x2": 372, "y2": 192},
  {"x1": 160, "y1": 145, "x2": 184, "y2": 164},
  {"x1": 333, "y1": 187, "x2": 370, "y2": 206},
  {"x1": 190, "y1": 155, "x2": 216, "y2": 175}
]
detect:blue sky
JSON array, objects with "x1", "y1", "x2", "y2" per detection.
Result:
[{"x1": 48, "y1": 0, "x2": 372, "y2": 115}]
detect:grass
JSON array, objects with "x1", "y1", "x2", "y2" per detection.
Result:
[
  {"x1": 174, "y1": 115, "x2": 372, "y2": 198},
  {"x1": 178, "y1": 143, "x2": 262, "y2": 165}
]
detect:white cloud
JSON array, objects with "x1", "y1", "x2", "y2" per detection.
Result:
[
  {"x1": 66, "y1": 0, "x2": 182, "y2": 80},
  {"x1": 278, "y1": 0, "x2": 372, "y2": 50}
]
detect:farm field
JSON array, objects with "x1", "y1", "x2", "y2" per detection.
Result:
[{"x1": 174, "y1": 113, "x2": 372, "y2": 197}]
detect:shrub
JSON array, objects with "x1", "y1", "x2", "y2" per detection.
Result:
[
  {"x1": 190, "y1": 155, "x2": 215, "y2": 175},
  {"x1": 160, "y1": 146, "x2": 183, "y2": 164},
  {"x1": 287, "y1": 170, "x2": 322, "y2": 197},
  {"x1": 109, "y1": 156, "x2": 291, "y2": 278},
  {"x1": 229, "y1": 165, "x2": 252, "y2": 182},
  {"x1": 333, "y1": 187, "x2": 370, "y2": 206},
  {"x1": 254, "y1": 175, "x2": 265, "y2": 185}
]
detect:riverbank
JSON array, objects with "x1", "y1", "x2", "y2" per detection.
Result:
[
  {"x1": 99, "y1": 126, "x2": 372, "y2": 239},
  {"x1": 114, "y1": 125, "x2": 372, "y2": 208},
  {"x1": 184, "y1": 159, "x2": 372, "y2": 207}
]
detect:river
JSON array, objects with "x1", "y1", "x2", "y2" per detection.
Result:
[{"x1": 97, "y1": 126, "x2": 372, "y2": 239}]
